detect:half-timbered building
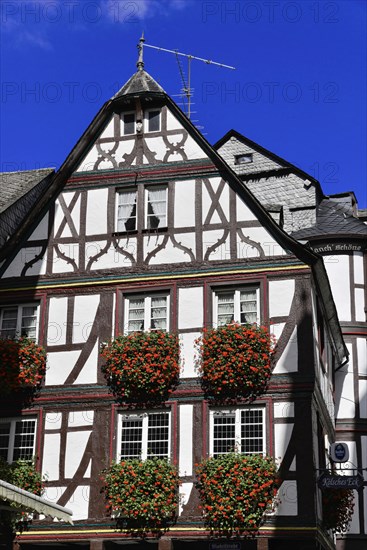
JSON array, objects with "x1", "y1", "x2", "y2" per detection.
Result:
[{"x1": 0, "y1": 47, "x2": 365, "y2": 550}]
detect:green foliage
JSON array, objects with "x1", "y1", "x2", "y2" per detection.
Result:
[
  {"x1": 195, "y1": 453, "x2": 280, "y2": 536},
  {"x1": 322, "y1": 485, "x2": 355, "y2": 533},
  {"x1": 101, "y1": 457, "x2": 180, "y2": 535},
  {"x1": 101, "y1": 331, "x2": 180, "y2": 402},
  {"x1": 195, "y1": 323, "x2": 274, "y2": 400},
  {"x1": 0, "y1": 457, "x2": 44, "y2": 534}
]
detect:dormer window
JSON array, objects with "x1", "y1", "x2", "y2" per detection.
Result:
[
  {"x1": 147, "y1": 109, "x2": 160, "y2": 132},
  {"x1": 235, "y1": 153, "x2": 253, "y2": 165},
  {"x1": 123, "y1": 112, "x2": 135, "y2": 135}
]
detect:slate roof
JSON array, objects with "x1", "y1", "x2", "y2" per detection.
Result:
[
  {"x1": 291, "y1": 196, "x2": 367, "y2": 239},
  {"x1": 0, "y1": 168, "x2": 54, "y2": 213},
  {"x1": 113, "y1": 69, "x2": 165, "y2": 98}
]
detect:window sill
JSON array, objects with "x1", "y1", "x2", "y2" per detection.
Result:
[
  {"x1": 142, "y1": 227, "x2": 168, "y2": 235},
  {"x1": 112, "y1": 230, "x2": 138, "y2": 237}
]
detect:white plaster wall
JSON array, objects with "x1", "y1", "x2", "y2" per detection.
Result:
[
  {"x1": 335, "y1": 343, "x2": 355, "y2": 418},
  {"x1": 73, "y1": 295, "x2": 100, "y2": 344},
  {"x1": 143, "y1": 137, "x2": 166, "y2": 162},
  {"x1": 100, "y1": 117, "x2": 114, "y2": 139},
  {"x1": 274, "y1": 423, "x2": 295, "y2": 471},
  {"x1": 46, "y1": 350, "x2": 80, "y2": 385},
  {"x1": 353, "y1": 252, "x2": 364, "y2": 284},
  {"x1": 269, "y1": 279, "x2": 295, "y2": 318},
  {"x1": 28, "y1": 213, "x2": 49, "y2": 240},
  {"x1": 179, "y1": 482, "x2": 193, "y2": 516},
  {"x1": 65, "y1": 431, "x2": 91, "y2": 478},
  {"x1": 179, "y1": 405, "x2": 193, "y2": 476},
  {"x1": 43, "y1": 486, "x2": 67, "y2": 506},
  {"x1": 55, "y1": 193, "x2": 80, "y2": 239},
  {"x1": 270, "y1": 322, "x2": 285, "y2": 343},
  {"x1": 53, "y1": 243, "x2": 79, "y2": 274},
  {"x1": 180, "y1": 332, "x2": 199, "y2": 378},
  {"x1": 236, "y1": 196, "x2": 257, "y2": 221},
  {"x1": 203, "y1": 230, "x2": 231, "y2": 261},
  {"x1": 359, "y1": 379, "x2": 367, "y2": 418},
  {"x1": 68, "y1": 411, "x2": 94, "y2": 427},
  {"x1": 325, "y1": 256, "x2": 351, "y2": 321},
  {"x1": 114, "y1": 140, "x2": 136, "y2": 164},
  {"x1": 85, "y1": 189, "x2": 108, "y2": 235},
  {"x1": 274, "y1": 481, "x2": 297, "y2": 516},
  {"x1": 183, "y1": 134, "x2": 207, "y2": 160},
  {"x1": 87, "y1": 240, "x2": 136, "y2": 270},
  {"x1": 76, "y1": 147, "x2": 99, "y2": 172},
  {"x1": 44, "y1": 412, "x2": 62, "y2": 430},
  {"x1": 202, "y1": 177, "x2": 228, "y2": 223},
  {"x1": 65, "y1": 485, "x2": 90, "y2": 520},
  {"x1": 357, "y1": 338, "x2": 367, "y2": 375},
  {"x1": 273, "y1": 327, "x2": 298, "y2": 373},
  {"x1": 355, "y1": 288, "x2": 365, "y2": 321},
  {"x1": 178, "y1": 287, "x2": 203, "y2": 329},
  {"x1": 145, "y1": 234, "x2": 195, "y2": 265},
  {"x1": 273, "y1": 402, "x2": 294, "y2": 419},
  {"x1": 242, "y1": 227, "x2": 286, "y2": 257},
  {"x1": 42, "y1": 434, "x2": 60, "y2": 481},
  {"x1": 166, "y1": 109, "x2": 181, "y2": 131},
  {"x1": 73, "y1": 342, "x2": 98, "y2": 385},
  {"x1": 174, "y1": 180, "x2": 196, "y2": 227},
  {"x1": 2, "y1": 247, "x2": 46, "y2": 278},
  {"x1": 47, "y1": 297, "x2": 68, "y2": 346}
]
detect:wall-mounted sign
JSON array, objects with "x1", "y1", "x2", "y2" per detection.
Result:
[
  {"x1": 330, "y1": 442, "x2": 349, "y2": 463},
  {"x1": 210, "y1": 543, "x2": 241, "y2": 550},
  {"x1": 310, "y1": 242, "x2": 365, "y2": 254},
  {"x1": 318, "y1": 474, "x2": 364, "y2": 490}
]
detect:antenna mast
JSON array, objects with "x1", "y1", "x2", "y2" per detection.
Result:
[{"x1": 141, "y1": 41, "x2": 236, "y2": 119}]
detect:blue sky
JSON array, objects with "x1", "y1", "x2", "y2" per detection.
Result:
[{"x1": 1, "y1": 0, "x2": 366, "y2": 207}]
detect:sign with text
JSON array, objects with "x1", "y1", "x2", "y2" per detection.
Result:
[
  {"x1": 318, "y1": 474, "x2": 364, "y2": 490},
  {"x1": 210, "y1": 543, "x2": 241, "y2": 550}
]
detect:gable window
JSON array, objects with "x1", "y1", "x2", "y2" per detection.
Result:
[
  {"x1": 125, "y1": 294, "x2": 168, "y2": 333},
  {"x1": 147, "y1": 109, "x2": 161, "y2": 132},
  {"x1": 214, "y1": 287, "x2": 259, "y2": 327},
  {"x1": 146, "y1": 186, "x2": 167, "y2": 229},
  {"x1": 235, "y1": 153, "x2": 253, "y2": 165},
  {"x1": 0, "y1": 304, "x2": 39, "y2": 340},
  {"x1": 210, "y1": 408, "x2": 265, "y2": 457},
  {"x1": 117, "y1": 411, "x2": 170, "y2": 460},
  {"x1": 116, "y1": 190, "x2": 137, "y2": 232},
  {"x1": 123, "y1": 112, "x2": 135, "y2": 135},
  {"x1": 0, "y1": 418, "x2": 37, "y2": 463}
]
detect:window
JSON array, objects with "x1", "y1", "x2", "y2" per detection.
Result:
[
  {"x1": 0, "y1": 304, "x2": 38, "y2": 340},
  {"x1": 116, "y1": 190, "x2": 137, "y2": 232},
  {"x1": 125, "y1": 294, "x2": 169, "y2": 333},
  {"x1": 214, "y1": 287, "x2": 259, "y2": 327},
  {"x1": 123, "y1": 112, "x2": 135, "y2": 135},
  {"x1": 235, "y1": 153, "x2": 253, "y2": 165},
  {"x1": 117, "y1": 411, "x2": 170, "y2": 460},
  {"x1": 146, "y1": 109, "x2": 160, "y2": 132},
  {"x1": 210, "y1": 408, "x2": 265, "y2": 457},
  {"x1": 0, "y1": 418, "x2": 37, "y2": 462},
  {"x1": 146, "y1": 186, "x2": 167, "y2": 229}
]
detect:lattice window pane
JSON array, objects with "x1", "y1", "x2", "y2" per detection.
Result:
[
  {"x1": 13, "y1": 420, "x2": 36, "y2": 461},
  {"x1": 120, "y1": 417, "x2": 143, "y2": 459},
  {"x1": 241, "y1": 409, "x2": 264, "y2": 454},
  {"x1": 117, "y1": 191, "x2": 137, "y2": 232},
  {"x1": 21, "y1": 306, "x2": 38, "y2": 339},
  {"x1": 0, "y1": 308, "x2": 18, "y2": 337},
  {"x1": 213, "y1": 413, "x2": 236, "y2": 456},
  {"x1": 217, "y1": 292, "x2": 235, "y2": 326},
  {"x1": 147, "y1": 412, "x2": 169, "y2": 458},
  {"x1": 124, "y1": 113, "x2": 135, "y2": 135},
  {"x1": 150, "y1": 296, "x2": 167, "y2": 331},
  {"x1": 146, "y1": 188, "x2": 167, "y2": 229},
  {"x1": 148, "y1": 110, "x2": 160, "y2": 132},
  {"x1": 0, "y1": 422, "x2": 11, "y2": 460},
  {"x1": 128, "y1": 298, "x2": 145, "y2": 333},
  {"x1": 240, "y1": 290, "x2": 258, "y2": 325}
]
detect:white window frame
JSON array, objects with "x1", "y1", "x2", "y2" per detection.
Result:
[
  {"x1": 0, "y1": 303, "x2": 39, "y2": 341},
  {"x1": 145, "y1": 108, "x2": 161, "y2": 133},
  {"x1": 0, "y1": 417, "x2": 37, "y2": 463},
  {"x1": 145, "y1": 186, "x2": 168, "y2": 230},
  {"x1": 124, "y1": 293, "x2": 170, "y2": 333},
  {"x1": 209, "y1": 407, "x2": 266, "y2": 457},
  {"x1": 235, "y1": 153, "x2": 253, "y2": 165},
  {"x1": 213, "y1": 287, "x2": 260, "y2": 327},
  {"x1": 117, "y1": 411, "x2": 171, "y2": 461},
  {"x1": 115, "y1": 189, "x2": 137, "y2": 232},
  {"x1": 122, "y1": 111, "x2": 136, "y2": 135}
]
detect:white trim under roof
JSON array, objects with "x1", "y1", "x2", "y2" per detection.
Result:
[{"x1": 0, "y1": 479, "x2": 73, "y2": 523}]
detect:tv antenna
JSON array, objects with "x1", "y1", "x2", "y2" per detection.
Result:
[{"x1": 137, "y1": 34, "x2": 236, "y2": 119}]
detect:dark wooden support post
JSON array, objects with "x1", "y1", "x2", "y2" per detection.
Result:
[{"x1": 257, "y1": 538, "x2": 269, "y2": 550}]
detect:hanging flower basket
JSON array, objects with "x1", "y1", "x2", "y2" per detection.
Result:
[
  {"x1": 195, "y1": 323, "x2": 274, "y2": 400},
  {"x1": 100, "y1": 331, "x2": 180, "y2": 402},
  {"x1": 0, "y1": 457, "x2": 44, "y2": 534},
  {"x1": 0, "y1": 337, "x2": 47, "y2": 395},
  {"x1": 195, "y1": 453, "x2": 280, "y2": 536},
  {"x1": 322, "y1": 485, "x2": 355, "y2": 533},
  {"x1": 101, "y1": 457, "x2": 180, "y2": 535}
]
